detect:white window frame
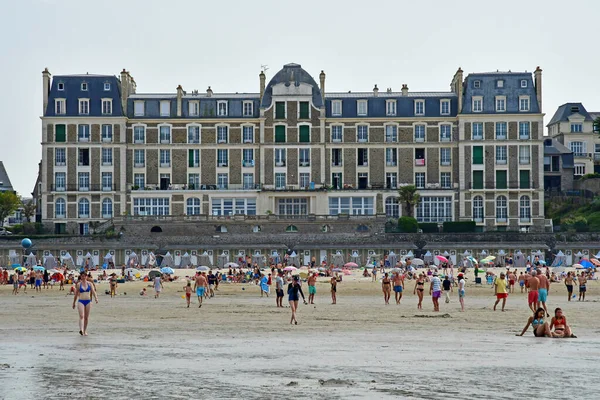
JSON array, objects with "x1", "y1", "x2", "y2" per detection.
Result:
[
  {"x1": 386, "y1": 100, "x2": 397, "y2": 116},
  {"x1": 440, "y1": 99, "x2": 451, "y2": 115},
  {"x1": 78, "y1": 198, "x2": 90, "y2": 218},
  {"x1": 519, "y1": 122, "x2": 531, "y2": 140},
  {"x1": 275, "y1": 148, "x2": 286, "y2": 167},
  {"x1": 519, "y1": 145, "x2": 530, "y2": 165},
  {"x1": 332, "y1": 100, "x2": 342, "y2": 116},
  {"x1": 472, "y1": 122, "x2": 483, "y2": 140},
  {"x1": 101, "y1": 99, "x2": 112, "y2": 115},
  {"x1": 189, "y1": 149, "x2": 200, "y2": 168},
  {"x1": 357, "y1": 124, "x2": 369, "y2": 143},
  {"x1": 386, "y1": 148, "x2": 397, "y2": 167},
  {"x1": 299, "y1": 148, "x2": 310, "y2": 167},
  {"x1": 414, "y1": 100, "x2": 425, "y2": 116},
  {"x1": 242, "y1": 149, "x2": 254, "y2": 167},
  {"x1": 104, "y1": 82, "x2": 111, "y2": 91},
  {"x1": 133, "y1": 173, "x2": 145, "y2": 189},
  {"x1": 187, "y1": 124, "x2": 201, "y2": 144},
  {"x1": 439, "y1": 124, "x2": 452, "y2": 142},
  {"x1": 134, "y1": 101, "x2": 145, "y2": 116},
  {"x1": 217, "y1": 100, "x2": 228, "y2": 117},
  {"x1": 217, "y1": 125, "x2": 229, "y2": 144},
  {"x1": 275, "y1": 173, "x2": 286, "y2": 189},
  {"x1": 57, "y1": 82, "x2": 64, "y2": 91},
  {"x1": 55, "y1": 148, "x2": 66, "y2": 166},
  {"x1": 472, "y1": 96, "x2": 483, "y2": 112},
  {"x1": 78, "y1": 124, "x2": 90, "y2": 142},
  {"x1": 55, "y1": 198, "x2": 66, "y2": 218},
  {"x1": 571, "y1": 123, "x2": 583, "y2": 133},
  {"x1": 520, "y1": 79, "x2": 528, "y2": 88},
  {"x1": 160, "y1": 100, "x2": 170, "y2": 117},
  {"x1": 188, "y1": 101, "x2": 200, "y2": 117},
  {"x1": 101, "y1": 124, "x2": 112, "y2": 142},
  {"x1": 55, "y1": 99, "x2": 66, "y2": 115},
  {"x1": 415, "y1": 172, "x2": 426, "y2": 188},
  {"x1": 414, "y1": 124, "x2": 426, "y2": 142},
  {"x1": 440, "y1": 172, "x2": 452, "y2": 189},
  {"x1": 385, "y1": 124, "x2": 397, "y2": 143},
  {"x1": 519, "y1": 96, "x2": 530, "y2": 112},
  {"x1": 386, "y1": 172, "x2": 398, "y2": 189},
  {"x1": 473, "y1": 195, "x2": 484, "y2": 223},
  {"x1": 496, "y1": 122, "x2": 507, "y2": 140},
  {"x1": 81, "y1": 82, "x2": 88, "y2": 91},
  {"x1": 217, "y1": 149, "x2": 228, "y2": 167},
  {"x1": 440, "y1": 148, "x2": 451, "y2": 166},
  {"x1": 357, "y1": 100, "x2": 368, "y2": 116},
  {"x1": 133, "y1": 149, "x2": 145, "y2": 168},
  {"x1": 496, "y1": 196, "x2": 508, "y2": 223},
  {"x1": 496, "y1": 145, "x2": 507, "y2": 165},
  {"x1": 243, "y1": 101, "x2": 253, "y2": 117},
  {"x1": 54, "y1": 172, "x2": 66, "y2": 191},
  {"x1": 159, "y1": 150, "x2": 171, "y2": 168},
  {"x1": 497, "y1": 80, "x2": 504, "y2": 88},
  {"x1": 574, "y1": 163, "x2": 585, "y2": 176},
  {"x1": 102, "y1": 172, "x2": 113, "y2": 191},
  {"x1": 519, "y1": 196, "x2": 531, "y2": 223},
  {"x1": 102, "y1": 198, "x2": 113, "y2": 218},
  {"x1": 79, "y1": 98, "x2": 90, "y2": 115},
  {"x1": 495, "y1": 96, "x2": 506, "y2": 112},
  {"x1": 159, "y1": 124, "x2": 172, "y2": 144},
  {"x1": 133, "y1": 125, "x2": 146, "y2": 144},
  {"x1": 569, "y1": 141, "x2": 586, "y2": 157},
  {"x1": 242, "y1": 125, "x2": 254, "y2": 143},
  {"x1": 331, "y1": 125, "x2": 343, "y2": 142},
  {"x1": 474, "y1": 80, "x2": 481, "y2": 89}
]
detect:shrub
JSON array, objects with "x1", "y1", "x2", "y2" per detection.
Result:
[
  {"x1": 585, "y1": 212, "x2": 600, "y2": 232},
  {"x1": 443, "y1": 221, "x2": 476, "y2": 233},
  {"x1": 418, "y1": 223, "x2": 439, "y2": 233},
  {"x1": 397, "y1": 217, "x2": 418, "y2": 233},
  {"x1": 561, "y1": 216, "x2": 588, "y2": 232}
]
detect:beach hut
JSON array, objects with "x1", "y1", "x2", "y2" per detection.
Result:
[
  {"x1": 179, "y1": 252, "x2": 192, "y2": 268},
  {"x1": 217, "y1": 252, "x2": 229, "y2": 268},
  {"x1": 551, "y1": 251, "x2": 566, "y2": 267},
  {"x1": 252, "y1": 251, "x2": 265, "y2": 268},
  {"x1": 198, "y1": 251, "x2": 212, "y2": 267},
  {"x1": 26, "y1": 253, "x2": 37, "y2": 267},
  {"x1": 332, "y1": 251, "x2": 344, "y2": 267},
  {"x1": 61, "y1": 252, "x2": 76, "y2": 269},
  {"x1": 574, "y1": 251, "x2": 584, "y2": 264},
  {"x1": 43, "y1": 253, "x2": 57, "y2": 269},
  {"x1": 514, "y1": 250, "x2": 526, "y2": 268},
  {"x1": 161, "y1": 252, "x2": 175, "y2": 269},
  {"x1": 127, "y1": 251, "x2": 139, "y2": 267},
  {"x1": 405, "y1": 250, "x2": 414, "y2": 260},
  {"x1": 288, "y1": 251, "x2": 300, "y2": 267},
  {"x1": 350, "y1": 251, "x2": 361, "y2": 266},
  {"x1": 497, "y1": 250, "x2": 506, "y2": 267},
  {"x1": 461, "y1": 251, "x2": 473, "y2": 268},
  {"x1": 270, "y1": 251, "x2": 281, "y2": 264},
  {"x1": 145, "y1": 252, "x2": 157, "y2": 268},
  {"x1": 480, "y1": 250, "x2": 488, "y2": 258},
  {"x1": 422, "y1": 251, "x2": 433, "y2": 265},
  {"x1": 388, "y1": 251, "x2": 398, "y2": 267},
  {"x1": 103, "y1": 252, "x2": 114, "y2": 267}
]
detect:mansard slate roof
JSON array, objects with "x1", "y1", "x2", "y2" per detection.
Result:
[
  {"x1": 462, "y1": 71, "x2": 540, "y2": 114},
  {"x1": 260, "y1": 63, "x2": 324, "y2": 109},
  {"x1": 45, "y1": 75, "x2": 123, "y2": 117},
  {"x1": 325, "y1": 92, "x2": 458, "y2": 118},
  {"x1": 548, "y1": 102, "x2": 594, "y2": 125},
  {"x1": 0, "y1": 161, "x2": 14, "y2": 192}
]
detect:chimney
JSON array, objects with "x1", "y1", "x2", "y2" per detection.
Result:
[
  {"x1": 451, "y1": 67, "x2": 464, "y2": 112},
  {"x1": 120, "y1": 69, "x2": 129, "y2": 115},
  {"x1": 176, "y1": 85, "x2": 183, "y2": 117},
  {"x1": 206, "y1": 86, "x2": 213, "y2": 97},
  {"x1": 534, "y1": 66, "x2": 542, "y2": 113},
  {"x1": 319, "y1": 70, "x2": 326, "y2": 100},
  {"x1": 373, "y1": 84, "x2": 379, "y2": 97},
  {"x1": 259, "y1": 71, "x2": 266, "y2": 100},
  {"x1": 42, "y1": 68, "x2": 51, "y2": 115},
  {"x1": 401, "y1": 84, "x2": 408, "y2": 96}
]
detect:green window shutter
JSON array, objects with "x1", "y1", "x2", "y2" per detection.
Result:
[
  {"x1": 275, "y1": 102, "x2": 286, "y2": 119},
  {"x1": 496, "y1": 170, "x2": 507, "y2": 189},
  {"x1": 299, "y1": 102, "x2": 309, "y2": 119},
  {"x1": 189, "y1": 150, "x2": 194, "y2": 167},
  {"x1": 55, "y1": 124, "x2": 66, "y2": 142},
  {"x1": 299, "y1": 126, "x2": 310, "y2": 142},
  {"x1": 473, "y1": 171, "x2": 483, "y2": 189},
  {"x1": 473, "y1": 146, "x2": 483, "y2": 164},
  {"x1": 520, "y1": 170, "x2": 530, "y2": 189},
  {"x1": 275, "y1": 126, "x2": 286, "y2": 143}
]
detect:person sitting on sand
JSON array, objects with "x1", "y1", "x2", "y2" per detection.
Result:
[
  {"x1": 140, "y1": 288, "x2": 147, "y2": 296},
  {"x1": 517, "y1": 308, "x2": 552, "y2": 337},
  {"x1": 549, "y1": 307, "x2": 576, "y2": 338}
]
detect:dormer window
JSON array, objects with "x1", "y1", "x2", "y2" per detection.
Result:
[
  {"x1": 357, "y1": 100, "x2": 368, "y2": 116},
  {"x1": 570, "y1": 106, "x2": 580, "y2": 113},
  {"x1": 81, "y1": 82, "x2": 88, "y2": 91},
  {"x1": 189, "y1": 101, "x2": 199, "y2": 117},
  {"x1": 497, "y1": 80, "x2": 504, "y2": 88},
  {"x1": 474, "y1": 80, "x2": 481, "y2": 88},
  {"x1": 414, "y1": 100, "x2": 425, "y2": 116},
  {"x1": 79, "y1": 99, "x2": 89, "y2": 115},
  {"x1": 440, "y1": 99, "x2": 451, "y2": 115},
  {"x1": 134, "y1": 101, "x2": 145, "y2": 116},
  {"x1": 386, "y1": 100, "x2": 396, "y2": 116},
  {"x1": 520, "y1": 80, "x2": 528, "y2": 88},
  {"x1": 55, "y1": 99, "x2": 66, "y2": 115},
  {"x1": 495, "y1": 96, "x2": 506, "y2": 112},
  {"x1": 160, "y1": 100, "x2": 170, "y2": 117},
  {"x1": 102, "y1": 99, "x2": 112, "y2": 115},
  {"x1": 519, "y1": 96, "x2": 530, "y2": 112},
  {"x1": 104, "y1": 82, "x2": 111, "y2": 91},
  {"x1": 57, "y1": 82, "x2": 64, "y2": 91},
  {"x1": 217, "y1": 101, "x2": 228, "y2": 116},
  {"x1": 332, "y1": 100, "x2": 342, "y2": 116}
]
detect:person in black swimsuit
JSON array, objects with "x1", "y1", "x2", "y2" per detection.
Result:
[
  {"x1": 287, "y1": 276, "x2": 306, "y2": 325},
  {"x1": 330, "y1": 276, "x2": 337, "y2": 304},
  {"x1": 382, "y1": 273, "x2": 391, "y2": 305},
  {"x1": 414, "y1": 273, "x2": 425, "y2": 309}
]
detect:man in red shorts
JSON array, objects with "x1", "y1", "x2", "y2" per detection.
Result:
[{"x1": 526, "y1": 270, "x2": 540, "y2": 312}]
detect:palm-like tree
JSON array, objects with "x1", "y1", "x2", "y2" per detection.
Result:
[{"x1": 398, "y1": 185, "x2": 421, "y2": 217}]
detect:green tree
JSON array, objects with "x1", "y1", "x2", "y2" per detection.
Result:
[
  {"x1": 21, "y1": 199, "x2": 36, "y2": 223},
  {"x1": 0, "y1": 191, "x2": 21, "y2": 226},
  {"x1": 398, "y1": 185, "x2": 421, "y2": 217},
  {"x1": 594, "y1": 116, "x2": 600, "y2": 134}
]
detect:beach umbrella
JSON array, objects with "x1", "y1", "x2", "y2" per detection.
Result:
[
  {"x1": 14, "y1": 266, "x2": 26, "y2": 272},
  {"x1": 283, "y1": 266, "x2": 297, "y2": 272},
  {"x1": 160, "y1": 267, "x2": 174, "y2": 274},
  {"x1": 411, "y1": 258, "x2": 424, "y2": 266},
  {"x1": 196, "y1": 266, "x2": 210, "y2": 272},
  {"x1": 51, "y1": 272, "x2": 64, "y2": 281},
  {"x1": 33, "y1": 266, "x2": 45, "y2": 272},
  {"x1": 580, "y1": 259, "x2": 593, "y2": 268},
  {"x1": 573, "y1": 264, "x2": 584, "y2": 269},
  {"x1": 332, "y1": 268, "x2": 342, "y2": 272},
  {"x1": 344, "y1": 262, "x2": 358, "y2": 268},
  {"x1": 436, "y1": 255, "x2": 448, "y2": 263},
  {"x1": 124, "y1": 268, "x2": 140, "y2": 277},
  {"x1": 148, "y1": 270, "x2": 161, "y2": 279},
  {"x1": 538, "y1": 260, "x2": 547, "y2": 265},
  {"x1": 590, "y1": 259, "x2": 600, "y2": 267},
  {"x1": 225, "y1": 262, "x2": 239, "y2": 268}
]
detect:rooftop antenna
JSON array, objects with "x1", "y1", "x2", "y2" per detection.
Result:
[{"x1": 261, "y1": 64, "x2": 269, "y2": 73}]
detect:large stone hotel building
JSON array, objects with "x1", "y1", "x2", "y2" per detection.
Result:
[{"x1": 40, "y1": 63, "x2": 545, "y2": 234}]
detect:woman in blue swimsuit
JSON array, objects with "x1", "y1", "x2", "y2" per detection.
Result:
[
  {"x1": 517, "y1": 307, "x2": 552, "y2": 337},
  {"x1": 72, "y1": 273, "x2": 98, "y2": 336}
]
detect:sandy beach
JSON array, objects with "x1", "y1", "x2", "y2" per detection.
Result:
[{"x1": 1, "y1": 269, "x2": 599, "y2": 399}]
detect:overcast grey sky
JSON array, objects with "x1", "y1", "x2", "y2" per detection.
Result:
[{"x1": 1, "y1": 0, "x2": 599, "y2": 196}]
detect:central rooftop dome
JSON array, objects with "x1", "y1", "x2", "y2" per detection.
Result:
[{"x1": 261, "y1": 63, "x2": 323, "y2": 108}]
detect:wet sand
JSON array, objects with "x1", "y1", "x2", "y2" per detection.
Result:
[{"x1": 1, "y1": 272, "x2": 599, "y2": 399}]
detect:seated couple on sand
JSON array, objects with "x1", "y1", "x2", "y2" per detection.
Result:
[{"x1": 518, "y1": 307, "x2": 576, "y2": 338}]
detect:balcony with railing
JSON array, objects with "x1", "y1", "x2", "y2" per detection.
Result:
[
  {"x1": 243, "y1": 160, "x2": 255, "y2": 167},
  {"x1": 573, "y1": 152, "x2": 588, "y2": 158},
  {"x1": 415, "y1": 159, "x2": 426, "y2": 166},
  {"x1": 594, "y1": 153, "x2": 600, "y2": 161},
  {"x1": 130, "y1": 183, "x2": 262, "y2": 192},
  {"x1": 51, "y1": 184, "x2": 118, "y2": 192},
  {"x1": 469, "y1": 181, "x2": 536, "y2": 189}
]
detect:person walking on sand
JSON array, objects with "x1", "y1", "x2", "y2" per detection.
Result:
[
  {"x1": 382, "y1": 273, "x2": 391, "y2": 305},
  {"x1": 457, "y1": 273, "x2": 466, "y2": 311},
  {"x1": 208, "y1": 270, "x2": 216, "y2": 298},
  {"x1": 518, "y1": 272, "x2": 526, "y2": 293},
  {"x1": 109, "y1": 274, "x2": 118, "y2": 298},
  {"x1": 194, "y1": 272, "x2": 208, "y2": 308},
  {"x1": 493, "y1": 272, "x2": 508, "y2": 311},
  {"x1": 307, "y1": 272, "x2": 317, "y2": 304},
  {"x1": 537, "y1": 272, "x2": 550, "y2": 317},
  {"x1": 275, "y1": 271, "x2": 285, "y2": 308},
  {"x1": 287, "y1": 275, "x2": 307, "y2": 325},
  {"x1": 72, "y1": 273, "x2": 98, "y2": 336},
  {"x1": 508, "y1": 271, "x2": 516, "y2": 293},
  {"x1": 578, "y1": 272, "x2": 587, "y2": 302},
  {"x1": 372, "y1": 266, "x2": 377, "y2": 282},
  {"x1": 526, "y1": 271, "x2": 540, "y2": 312},
  {"x1": 429, "y1": 272, "x2": 442, "y2": 312},
  {"x1": 330, "y1": 276, "x2": 337, "y2": 304},
  {"x1": 392, "y1": 271, "x2": 404, "y2": 305},
  {"x1": 183, "y1": 281, "x2": 192, "y2": 308},
  {"x1": 443, "y1": 274, "x2": 453, "y2": 304},
  {"x1": 414, "y1": 273, "x2": 426, "y2": 309},
  {"x1": 154, "y1": 275, "x2": 163, "y2": 298},
  {"x1": 565, "y1": 272, "x2": 575, "y2": 301}
]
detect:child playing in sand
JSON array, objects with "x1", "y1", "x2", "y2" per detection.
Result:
[
  {"x1": 183, "y1": 282, "x2": 192, "y2": 308},
  {"x1": 139, "y1": 288, "x2": 147, "y2": 296}
]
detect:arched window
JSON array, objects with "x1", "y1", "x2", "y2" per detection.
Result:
[
  {"x1": 285, "y1": 225, "x2": 298, "y2": 232},
  {"x1": 78, "y1": 198, "x2": 90, "y2": 218},
  {"x1": 216, "y1": 225, "x2": 227, "y2": 233},
  {"x1": 473, "y1": 195, "x2": 484, "y2": 222},
  {"x1": 55, "y1": 198, "x2": 66, "y2": 218},
  {"x1": 150, "y1": 226, "x2": 163, "y2": 233},
  {"x1": 356, "y1": 224, "x2": 369, "y2": 232},
  {"x1": 102, "y1": 198, "x2": 113, "y2": 218},
  {"x1": 519, "y1": 196, "x2": 531, "y2": 222},
  {"x1": 385, "y1": 197, "x2": 400, "y2": 218},
  {"x1": 322, "y1": 224, "x2": 331, "y2": 232},
  {"x1": 186, "y1": 197, "x2": 201, "y2": 215},
  {"x1": 496, "y1": 196, "x2": 508, "y2": 222}
]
